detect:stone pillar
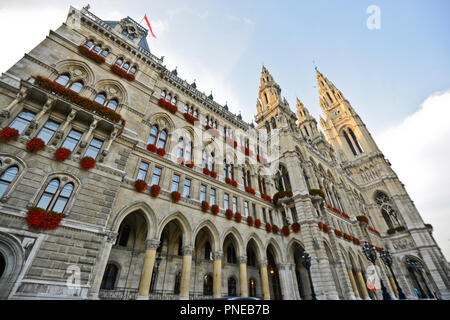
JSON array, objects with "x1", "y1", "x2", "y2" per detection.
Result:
[
  {"x1": 259, "y1": 261, "x2": 271, "y2": 300},
  {"x1": 99, "y1": 127, "x2": 120, "y2": 162},
  {"x1": 52, "y1": 109, "x2": 77, "y2": 146},
  {"x1": 238, "y1": 256, "x2": 248, "y2": 297},
  {"x1": 179, "y1": 245, "x2": 193, "y2": 300},
  {"x1": 88, "y1": 231, "x2": 118, "y2": 299},
  {"x1": 348, "y1": 269, "x2": 360, "y2": 299},
  {"x1": 137, "y1": 239, "x2": 160, "y2": 298},
  {"x1": 0, "y1": 87, "x2": 28, "y2": 122},
  {"x1": 389, "y1": 277, "x2": 399, "y2": 298},
  {"x1": 356, "y1": 271, "x2": 370, "y2": 299},
  {"x1": 77, "y1": 118, "x2": 98, "y2": 154},
  {"x1": 212, "y1": 252, "x2": 222, "y2": 298}
]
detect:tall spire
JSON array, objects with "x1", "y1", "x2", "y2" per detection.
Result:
[{"x1": 316, "y1": 68, "x2": 345, "y2": 112}]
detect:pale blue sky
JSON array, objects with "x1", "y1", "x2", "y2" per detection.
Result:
[{"x1": 0, "y1": 1, "x2": 449, "y2": 259}]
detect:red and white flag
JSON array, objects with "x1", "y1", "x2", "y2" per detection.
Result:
[{"x1": 144, "y1": 14, "x2": 157, "y2": 38}]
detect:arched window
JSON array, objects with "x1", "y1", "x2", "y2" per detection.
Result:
[
  {"x1": 94, "y1": 93, "x2": 107, "y2": 105},
  {"x1": 204, "y1": 241, "x2": 212, "y2": 260},
  {"x1": 84, "y1": 40, "x2": 94, "y2": 49},
  {"x1": 177, "y1": 137, "x2": 184, "y2": 159},
  {"x1": 348, "y1": 128, "x2": 364, "y2": 153},
  {"x1": 203, "y1": 274, "x2": 213, "y2": 296},
  {"x1": 157, "y1": 129, "x2": 167, "y2": 149},
  {"x1": 264, "y1": 92, "x2": 268, "y2": 104},
  {"x1": 228, "y1": 277, "x2": 237, "y2": 296},
  {"x1": 55, "y1": 74, "x2": 70, "y2": 86},
  {"x1": 115, "y1": 58, "x2": 123, "y2": 67},
  {"x1": 122, "y1": 62, "x2": 130, "y2": 71},
  {"x1": 93, "y1": 45, "x2": 101, "y2": 53},
  {"x1": 68, "y1": 81, "x2": 83, "y2": 93},
  {"x1": 106, "y1": 99, "x2": 118, "y2": 111},
  {"x1": 161, "y1": 90, "x2": 166, "y2": 98},
  {"x1": 36, "y1": 179, "x2": 75, "y2": 213},
  {"x1": 171, "y1": 96, "x2": 177, "y2": 105},
  {"x1": 129, "y1": 66, "x2": 136, "y2": 74},
  {"x1": 376, "y1": 192, "x2": 400, "y2": 230},
  {"x1": 148, "y1": 125, "x2": 159, "y2": 145},
  {"x1": 101, "y1": 49, "x2": 109, "y2": 57},
  {"x1": 208, "y1": 152, "x2": 214, "y2": 171},
  {"x1": 184, "y1": 141, "x2": 192, "y2": 162},
  {"x1": 100, "y1": 264, "x2": 118, "y2": 290},
  {"x1": 343, "y1": 129, "x2": 357, "y2": 156},
  {"x1": 9, "y1": 110, "x2": 36, "y2": 134},
  {"x1": 0, "y1": 166, "x2": 19, "y2": 198}
]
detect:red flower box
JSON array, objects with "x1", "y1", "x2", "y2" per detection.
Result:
[
  {"x1": 147, "y1": 143, "x2": 157, "y2": 152},
  {"x1": 110, "y1": 64, "x2": 135, "y2": 81},
  {"x1": 231, "y1": 180, "x2": 238, "y2": 188},
  {"x1": 242, "y1": 146, "x2": 252, "y2": 157},
  {"x1": 34, "y1": 76, "x2": 123, "y2": 124},
  {"x1": 334, "y1": 229, "x2": 342, "y2": 237},
  {"x1": 309, "y1": 189, "x2": 326, "y2": 199},
  {"x1": 318, "y1": 222, "x2": 323, "y2": 230},
  {"x1": 272, "y1": 225, "x2": 279, "y2": 234},
  {"x1": 150, "y1": 185, "x2": 161, "y2": 197},
  {"x1": 225, "y1": 209, "x2": 233, "y2": 220},
  {"x1": 203, "y1": 167, "x2": 211, "y2": 175},
  {"x1": 177, "y1": 157, "x2": 185, "y2": 165},
  {"x1": 25, "y1": 207, "x2": 64, "y2": 230},
  {"x1": 247, "y1": 216, "x2": 254, "y2": 226},
  {"x1": 183, "y1": 112, "x2": 199, "y2": 124},
  {"x1": 80, "y1": 156, "x2": 96, "y2": 171},
  {"x1": 0, "y1": 127, "x2": 19, "y2": 143},
  {"x1": 134, "y1": 179, "x2": 147, "y2": 193},
  {"x1": 368, "y1": 226, "x2": 381, "y2": 236},
  {"x1": 344, "y1": 233, "x2": 353, "y2": 241},
  {"x1": 26, "y1": 137, "x2": 45, "y2": 153},
  {"x1": 210, "y1": 171, "x2": 217, "y2": 179},
  {"x1": 201, "y1": 201, "x2": 210, "y2": 213},
  {"x1": 53, "y1": 147, "x2": 71, "y2": 162},
  {"x1": 157, "y1": 98, "x2": 177, "y2": 114},
  {"x1": 353, "y1": 238, "x2": 360, "y2": 245},
  {"x1": 225, "y1": 177, "x2": 231, "y2": 185},
  {"x1": 255, "y1": 219, "x2": 262, "y2": 228},
  {"x1": 245, "y1": 187, "x2": 255, "y2": 196},
  {"x1": 211, "y1": 204, "x2": 219, "y2": 215},
  {"x1": 185, "y1": 161, "x2": 194, "y2": 168},
  {"x1": 171, "y1": 191, "x2": 181, "y2": 203},
  {"x1": 323, "y1": 224, "x2": 330, "y2": 233},
  {"x1": 156, "y1": 148, "x2": 166, "y2": 157},
  {"x1": 235, "y1": 212, "x2": 242, "y2": 223},
  {"x1": 356, "y1": 216, "x2": 369, "y2": 223},
  {"x1": 291, "y1": 222, "x2": 300, "y2": 233},
  {"x1": 78, "y1": 45, "x2": 105, "y2": 64},
  {"x1": 265, "y1": 223, "x2": 272, "y2": 232},
  {"x1": 282, "y1": 226, "x2": 290, "y2": 236}
]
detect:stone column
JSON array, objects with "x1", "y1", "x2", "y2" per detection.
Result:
[
  {"x1": 137, "y1": 239, "x2": 160, "y2": 299},
  {"x1": 0, "y1": 87, "x2": 28, "y2": 122},
  {"x1": 99, "y1": 127, "x2": 119, "y2": 162},
  {"x1": 356, "y1": 270, "x2": 370, "y2": 299},
  {"x1": 238, "y1": 256, "x2": 248, "y2": 297},
  {"x1": 179, "y1": 245, "x2": 193, "y2": 300},
  {"x1": 76, "y1": 118, "x2": 98, "y2": 154},
  {"x1": 52, "y1": 109, "x2": 77, "y2": 146},
  {"x1": 212, "y1": 252, "x2": 223, "y2": 298},
  {"x1": 389, "y1": 277, "x2": 399, "y2": 298},
  {"x1": 259, "y1": 261, "x2": 271, "y2": 300},
  {"x1": 88, "y1": 231, "x2": 118, "y2": 299},
  {"x1": 348, "y1": 269, "x2": 360, "y2": 299}
]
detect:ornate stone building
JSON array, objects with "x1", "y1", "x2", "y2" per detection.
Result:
[{"x1": 0, "y1": 5, "x2": 448, "y2": 300}]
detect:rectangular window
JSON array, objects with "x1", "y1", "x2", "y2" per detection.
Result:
[
  {"x1": 232, "y1": 196, "x2": 237, "y2": 212},
  {"x1": 182, "y1": 178, "x2": 191, "y2": 198},
  {"x1": 137, "y1": 161, "x2": 149, "y2": 181},
  {"x1": 171, "y1": 174, "x2": 180, "y2": 192},
  {"x1": 252, "y1": 203, "x2": 257, "y2": 219},
  {"x1": 61, "y1": 129, "x2": 83, "y2": 152},
  {"x1": 223, "y1": 193, "x2": 229, "y2": 210},
  {"x1": 36, "y1": 120, "x2": 59, "y2": 144},
  {"x1": 269, "y1": 210, "x2": 273, "y2": 225},
  {"x1": 9, "y1": 110, "x2": 35, "y2": 134},
  {"x1": 262, "y1": 208, "x2": 267, "y2": 223},
  {"x1": 244, "y1": 201, "x2": 249, "y2": 217},
  {"x1": 84, "y1": 137, "x2": 103, "y2": 159},
  {"x1": 210, "y1": 188, "x2": 216, "y2": 205},
  {"x1": 151, "y1": 167, "x2": 162, "y2": 186},
  {"x1": 200, "y1": 184, "x2": 206, "y2": 202}
]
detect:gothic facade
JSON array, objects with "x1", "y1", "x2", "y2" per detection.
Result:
[{"x1": 0, "y1": 6, "x2": 448, "y2": 300}]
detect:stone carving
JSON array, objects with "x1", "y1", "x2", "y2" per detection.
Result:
[{"x1": 392, "y1": 237, "x2": 415, "y2": 250}]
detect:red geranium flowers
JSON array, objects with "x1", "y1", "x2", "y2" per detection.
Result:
[
  {"x1": 26, "y1": 137, "x2": 45, "y2": 153},
  {"x1": 25, "y1": 207, "x2": 64, "y2": 230}
]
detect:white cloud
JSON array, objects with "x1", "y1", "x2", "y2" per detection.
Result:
[{"x1": 376, "y1": 89, "x2": 450, "y2": 261}]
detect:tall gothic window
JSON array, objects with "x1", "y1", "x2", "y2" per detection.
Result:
[
  {"x1": 0, "y1": 166, "x2": 19, "y2": 198},
  {"x1": 36, "y1": 178, "x2": 74, "y2": 213},
  {"x1": 375, "y1": 192, "x2": 401, "y2": 230}
]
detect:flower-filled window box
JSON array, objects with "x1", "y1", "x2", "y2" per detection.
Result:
[
  {"x1": 210, "y1": 171, "x2": 217, "y2": 179},
  {"x1": 185, "y1": 161, "x2": 194, "y2": 168},
  {"x1": 201, "y1": 201, "x2": 210, "y2": 213},
  {"x1": 241, "y1": 146, "x2": 253, "y2": 157},
  {"x1": 171, "y1": 191, "x2": 181, "y2": 203},
  {"x1": 353, "y1": 238, "x2": 361, "y2": 245},
  {"x1": 231, "y1": 180, "x2": 238, "y2": 188},
  {"x1": 54, "y1": 147, "x2": 71, "y2": 162},
  {"x1": 225, "y1": 177, "x2": 231, "y2": 185},
  {"x1": 282, "y1": 226, "x2": 290, "y2": 237},
  {"x1": 25, "y1": 207, "x2": 65, "y2": 230},
  {"x1": 26, "y1": 137, "x2": 45, "y2": 153},
  {"x1": 272, "y1": 225, "x2": 279, "y2": 234},
  {"x1": 291, "y1": 222, "x2": 300, "y2": 233},
  {"x1": 273, "y1": 190, "x2": 293, "y2": 204},
  {"x1": 147, "y1": 143, "x2": 157, "y2": 153},
  {"x1": 150, "y1": 185, "x2": 161, "y2": 197},
  {"x1": 80, "y1": 156, "x2": 96, "y2": 171},
  {"x1": 247, "y1": 216, "x2": 254, "y2": 227},
  {"x1": 157, "y1": 98, "x2": 177, "y2": 114},
  {"x1": 183, "y1": 112, "x2": 199, "y2": 124},
  {"x1": 309, "y1": 189, "x2": 325, "y2": 199},
  {"x1": 368, "y1": 226, "x2": 381, "y2": 236},
  {"x1": 235, "y1": 212, "x2": 242, "y2": 223},
  {"x1": 156, "y1": 148, "x2": 166, "y2": 157},
  {"x1": 0, "y1": 127, "x2": 19, "y2": 143},
  {"x1": 344, "y1": 233, "x2": 353, "y2": 241},
  {"x1": 356, "y1": 215, "x2": 369, "y2": 224},
  {"x1": 255, "y1": 219, "x2": 262, "y2": 228},
  {"x1": 35, "y1": 76, "x2": 123, "y2": 124},
  {"x1": 134, "y1": 179, "x2": 147, "y2": 193},
  {"x1": 203, "y1": 167, "x2": 211, "y2": 176},
  {"x1": 318, "y1": 222, "x2": 323, "y2": 230},
  {"x1": 177, "y1": 157, "x2": 185, "y2": 165},
  {"x1": 265, "y1": 223, "x2": 272, "y2": 233},
  {"x1": 110, "y1": 64, "x2": 135, "y2": 81},
  {"x1": 245, "y1": 187, "x2": 255, "y2": 196},
  {"x1": 323, "y1": 224, "x2": 330, "y2": 233},
  {"x1": 225, "y1": 209, "x2": 233, "y2": 220},
  {"x1": 211, "y1": 204, "x2": 219, "y2": 215},
  {"x1": 78, "y1": 45, "x2": 105, "y2": 64},
  {"x1": 334, "y1": 229, "x2": 342, "y2": 237}
]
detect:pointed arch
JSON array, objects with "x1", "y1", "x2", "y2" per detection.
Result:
[
  {"x1": 221, "y1": 227, "x2": 244, "y2": 257},
  {"x1": 192, "y1": 219, "x2": 220, "y2": 253},
  {"x1": 157, "y1": 211, "x2": 193, "y2": 246}
]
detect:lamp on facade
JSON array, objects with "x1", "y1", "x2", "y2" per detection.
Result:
[
  {"x1": 380, "y1": 249, "x2": 407, "y2": 299},
  {"x1": 362, "y1": 242, "x2": 392, "y2": 300},
  {"x1": 301, "y1": 251, "x2": 317, "y2": 300},
  {"x1": 405, "y1": 258, "x2": 433, "y2": 299}
]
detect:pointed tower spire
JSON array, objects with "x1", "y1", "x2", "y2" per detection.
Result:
[{"x1": 296, "y1": 97, "x2": 319, "y2": 139}]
